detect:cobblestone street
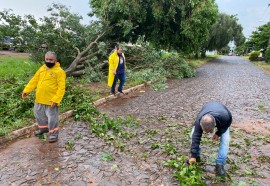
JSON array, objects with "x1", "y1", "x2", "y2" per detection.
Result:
[{"x1": 1, "y1": 56, "x2": 270, "y2": 185}]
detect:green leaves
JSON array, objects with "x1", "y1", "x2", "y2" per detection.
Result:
[
  {"x1": 0, "y1": 64, "x2": 37, "y2": 136},
  {"x1": 206, "y1": 13, "x2": 245, "y2": 52},
  {"x1": 102, "y1": 151, "x2": 114, "y2": 161},
  {"x1": 89, "y1": 0, "x2": 218, "y2": 54},
  {"x1": 247, "y1": 22, "x2": 270, "y2": 51},
  {"x1": 166, "y1": 154, "x2": 205, "y2": 185}
]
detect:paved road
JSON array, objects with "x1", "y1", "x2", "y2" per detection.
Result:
[
  {"x1": 100, "y1": 56, "x2": 270, "y2": 132},
  {"x1": 0, "y1": 56, "x2": 270, "y2": 185}
]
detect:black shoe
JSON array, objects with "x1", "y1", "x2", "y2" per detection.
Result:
[
  {"x1": 110, "y1": 91, "x2": 116, "y2": 95},
  {"x1": 216, "y1": 164, "x2": 226, "y2": 176},
  {"x1": 34, "y1": 129, "x2": 48, "y2": 136},
  {"x1": 48, "y1": 135, "x2": 58, "y2": 143},
  {"x1": 118, "y1": 90, "x2": 126, "y2": 95}
]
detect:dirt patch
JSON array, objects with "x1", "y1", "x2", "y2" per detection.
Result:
[
  {"x1": 233, "y1": 119, "x2": 270, "y2": 135},
  {"x1": 0, "y1": 50, "x2": 29, "y2": 56}
]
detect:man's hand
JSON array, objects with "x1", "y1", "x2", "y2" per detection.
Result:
[
  {"x1": 189, "y1": 157, "x2": 196, "y2": 164},
  {"x1": 212, "y1": 134, "x2": 219, "y2": 141},
  {"x1": 113, "y1": 70, "x2": 116, "y2": 75},
  {"x1": 22, "y1": 92, "x2": 27, "y2": 99},
  {"x1": 51, "y1": 102, "x2": 58, "y2": 108}
]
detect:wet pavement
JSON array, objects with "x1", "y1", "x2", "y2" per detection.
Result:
[
  {"x1": 1, "y1": 56, "x2": 270, "y2": 185},
  {"x1": 100, "y1": 56, "x2": 270, "y2": 128}
]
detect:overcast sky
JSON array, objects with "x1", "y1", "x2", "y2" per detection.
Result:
[{"x1": 1, "y1": 0, "x2": 270, "y2": 38}]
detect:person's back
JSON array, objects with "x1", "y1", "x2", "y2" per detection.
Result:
[
  {"x1": 189, "y1": 102, "x2": 232, "y2": 177},
  {"x1": 195, "y1": 102, "x2": 232, "y2": 130}
]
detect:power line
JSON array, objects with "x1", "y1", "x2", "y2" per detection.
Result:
[{"x1": 260, "y1": 3, "x2": 270, "y2": 23}]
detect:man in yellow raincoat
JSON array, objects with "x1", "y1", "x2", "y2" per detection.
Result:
[
  {"x1": 22, "y1": 51, "x2": 66, "y2": 143},
  {"x1": 108, "y1": 46, "x2": 126, "y2": 95}
]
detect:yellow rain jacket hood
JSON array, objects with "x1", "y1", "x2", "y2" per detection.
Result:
[
  {"x1": 23, "y1": 62, "x2": 66, "y2": 105},
  {"x1": 107, "y1": 50, "x2": 126, "y2": 87}
]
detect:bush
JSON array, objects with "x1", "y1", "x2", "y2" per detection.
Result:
[
  {"x1": 265, "y1": 46, "x2": 270, "y2": 63},
  {"x1": 159, "y1": 54, "x2": 195, "y2": 79},
  {"x1": 119, "y1": 40, "x2": 195, "y2": 90},
  {"x1": 15, "y1": 45, "x2": 26, "y2": 52},
  {"x1": 0, "y1": 42, "x2": 11, "y2": 50},
  {"x1": 0, "y1": 77, "x2": 35, "y2": 136},
  {"x1": 249, "y1": 51, "x2": 260, "y2": 61}
]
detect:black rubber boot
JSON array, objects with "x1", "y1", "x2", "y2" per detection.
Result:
[
  {"x1": 48, "y1": 135, "x2": 58, "y2": 143},
  {"x1": 216, "y1": 164, "x2": 226, "y2": 176},
  {"x1": 34, "y1": 129, "x2": 49, "y2": 136}
]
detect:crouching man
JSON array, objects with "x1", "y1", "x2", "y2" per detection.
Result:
[{"x1": 189, "y1": 102, "x2": 232, "y2": 176}]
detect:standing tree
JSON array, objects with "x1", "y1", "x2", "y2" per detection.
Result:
[
  {"x1": 0, "y1": 4, "x2": 107, "y2": 77},
  {"x1": 246, "y1": 22, "x2": 270, "y2": 51},
  {"x1": 204, "y1": 13, "x2": 245, "y2": 56}
]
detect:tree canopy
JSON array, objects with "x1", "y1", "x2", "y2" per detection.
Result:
[
  {"x1": 89, "y1": 0, "x2": 218, "y2": 54},
  {"x1": 0, "y1": 4, "x2": 107, "y2": 76},
  {"x1": 205, "y1": 13, "x2": 245, "y2": 52},
  {"x1": 246, "y1": 22, "x2": 270, "y2": 51}
]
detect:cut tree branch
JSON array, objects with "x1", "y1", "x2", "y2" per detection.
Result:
[
  {"x1": 59, "y1": 31, "x2": 80, "y2": 54},
  {"x1": 70, "y1": 70, "x2": 85, "y2": 77},
  {"x1": 65, "y1": 31, "x2": 106, "y2": 76},
  {"x1": 80, "y1": 51, "x2": 98, "y2": 63}
]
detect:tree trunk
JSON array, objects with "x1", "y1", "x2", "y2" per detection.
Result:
[
  {"x1": 70, "y1": 70, "x2": 85, "y2": 77},
  {"x1": 201, "y1": 49, "x2": 206, "y2": 58},
  {"x1": 65, "y1": 57, "x2": 82, "y2": 76}
]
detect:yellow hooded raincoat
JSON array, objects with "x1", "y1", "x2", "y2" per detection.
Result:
[
  {"x1": 23, "y1": 62, "x2": 66, "y2": 105},
  {"x1": 107, "y1": 50, "x2": 126, "y2": 87}
]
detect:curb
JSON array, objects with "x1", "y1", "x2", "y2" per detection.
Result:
[
  {"x1": 0, "y1": 110, "x2": 73, "y2": 147},
  {"x1": 0, "y1": 81, "x2": 151, "y2": 146},
  {"x1": 93, "y1": 81, "x2": 151, "y2": 106}
]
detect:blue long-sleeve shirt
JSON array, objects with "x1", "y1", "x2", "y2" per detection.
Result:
[{"x1": 190, "y1": 102, "x2": 232, "y2": 158}]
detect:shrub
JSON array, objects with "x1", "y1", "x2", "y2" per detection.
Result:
[
  {"x1": 249, "y1": 51, "x2": 260, "y2": 61},
  {"x1": 0, "y1": 42, "x2": 11, "y2": 50},
  {"x1": 15, "y1": 45, "x2": 26, "y2": 52},
  {"x1": 160, "y1": 54, "x2": 195, "y2": 79}
]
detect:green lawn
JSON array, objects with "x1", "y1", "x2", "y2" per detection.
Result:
[
  {"x1": 254, "y1": 61, "x2": 270, "y2": 75},
  {"x1": 0, "y1": 54, "x2": 41, "y2": 136},
  {"x1": 187, "y1": 55, "x2": 220, "y2": 68},
  {"x1": 0, "y1": 55, "x2": 40, "y2": 79}
]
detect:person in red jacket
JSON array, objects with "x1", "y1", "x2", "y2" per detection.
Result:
[{"x1": 22, "y1": 51, "x2": 66, "y2": 143}]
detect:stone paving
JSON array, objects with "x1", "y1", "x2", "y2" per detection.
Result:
[
  {"x1": 100, "y1": 56, "x2": 270, "y2": 133},
  {"x1": 0, "y1": 120, "x2": 175, "y2": 186},
  {"x1": 1, "y1": 56, "x2": 270, "y2": 186}
]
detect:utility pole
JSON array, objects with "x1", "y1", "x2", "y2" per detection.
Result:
[{"x1": 267, "y1": 4, "x2": 270, "y2": 45}]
